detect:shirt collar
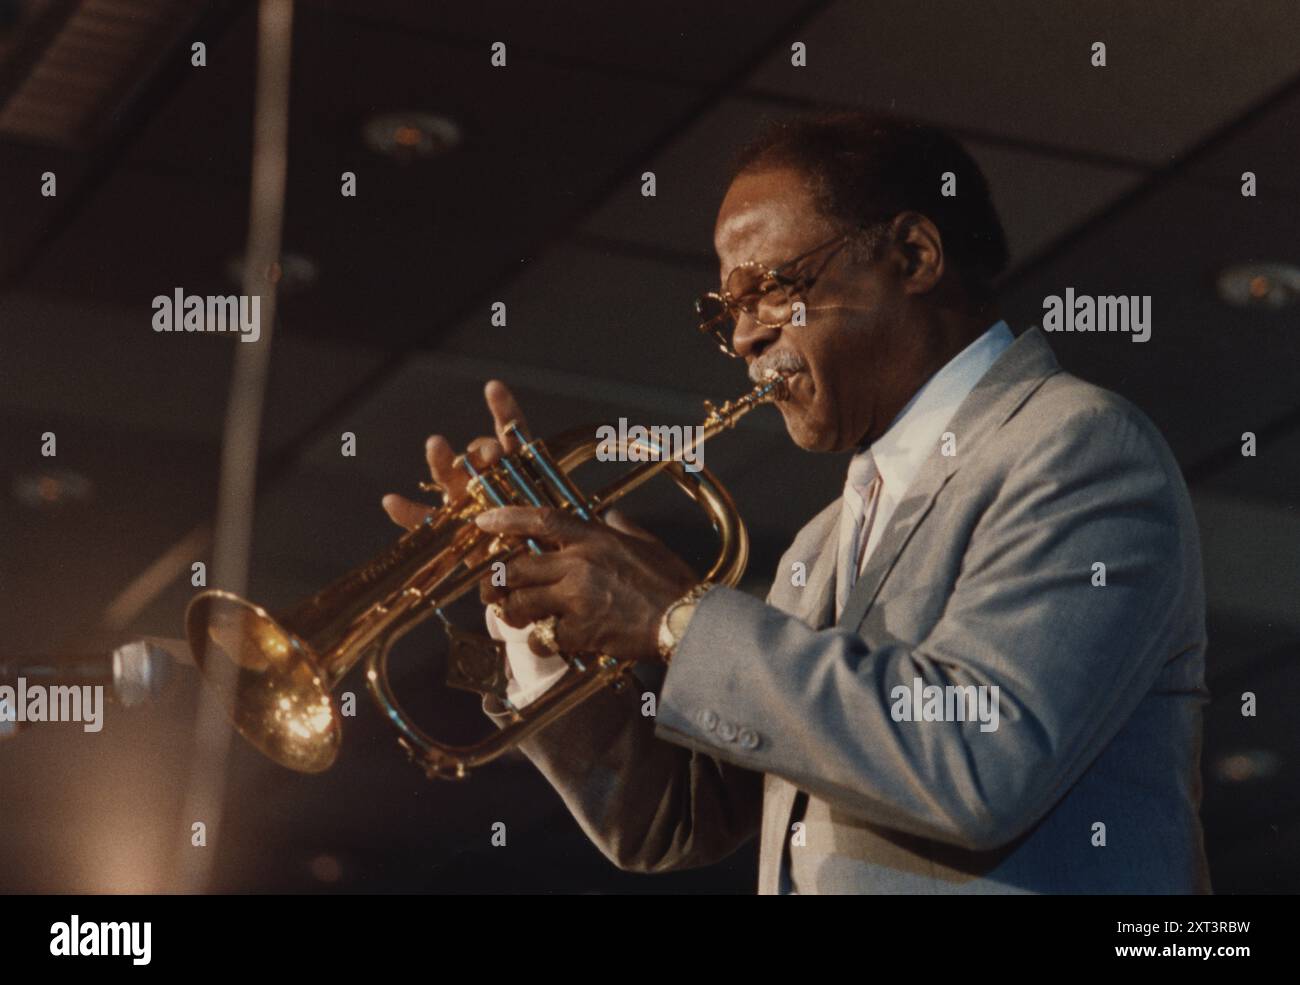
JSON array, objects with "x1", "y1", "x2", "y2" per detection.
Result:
[{"x1": 857, "y1": 319, "x2": 1014, "y2": 500}]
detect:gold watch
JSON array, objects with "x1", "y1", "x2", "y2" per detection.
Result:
[{"x1": 657, "y1": 582, "x2": 713, "y2": 663}]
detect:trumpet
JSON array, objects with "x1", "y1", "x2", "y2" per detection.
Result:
[{"x1": 185, "y1": 372, "x2": 789, "y2": 779}]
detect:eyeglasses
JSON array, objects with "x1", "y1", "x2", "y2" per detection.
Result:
[{"x1": 694, "y1": 228, "x2": 861, "y2": 359}]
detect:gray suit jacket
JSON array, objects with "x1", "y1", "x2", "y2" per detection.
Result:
[{"x1": 489, "y1": 327, "x2": 1212, "y2": 893}]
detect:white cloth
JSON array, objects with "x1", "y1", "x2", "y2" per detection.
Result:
[
  {"x1": 485, "y1": 603, "x2": 569, "y2": 708},
  {"x1": 492, "y1": 319, "x2": 1015, "y2": 705}
]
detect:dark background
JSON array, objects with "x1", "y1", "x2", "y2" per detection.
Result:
[{"x1": 1, "y1": 0, "x2": 1297, "y2": 892}]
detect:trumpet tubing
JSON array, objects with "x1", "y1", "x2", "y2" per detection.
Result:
[{"x1": 185, "y1": 372, "x2": 788, "y2": 779}]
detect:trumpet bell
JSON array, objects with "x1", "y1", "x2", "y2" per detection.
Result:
[{"x1": 186, "y1": 590, "x2": 341, "y2": 773}]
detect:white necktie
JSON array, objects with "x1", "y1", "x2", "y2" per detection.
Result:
[{"x1": 835, "y1": 453, "x2": 883, "y2": 619}]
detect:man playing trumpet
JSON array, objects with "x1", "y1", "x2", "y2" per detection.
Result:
[{"x1": 383, "y1": 113, "x2": 1211, "y2": 894}]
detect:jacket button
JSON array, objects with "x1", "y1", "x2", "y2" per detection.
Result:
[
  {"x1": 738, "y1": 728, "x2": 761, "y2": 750},
  {"x1": 698, "y1": 709, "x2": 718, "y2": 731},
  {"x1": 718, "y1": 720, "x2": 738, "y2": 742}
]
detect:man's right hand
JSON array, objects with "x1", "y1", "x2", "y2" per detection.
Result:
[
  {"x1": 381, "y1": 379, "x2": 575, "y2": 695},
  {"x1": 381, "y1": 379, "x2": 532, "y2": 531}
]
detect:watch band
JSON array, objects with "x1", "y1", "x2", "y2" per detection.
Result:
[{"x1": 657, "y1": 581, "x2": 713, "y2": 663}]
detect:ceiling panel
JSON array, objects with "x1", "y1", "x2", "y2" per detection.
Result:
[
  {"x1": 1195, "y1": 491, "x2": 1300, "y2": 632},
  {"x1": 0, "y1": 404, "x2": 218, "y2": 654},
  {"x1": 1198, "y1": 427, "x2": 1300, "y2": 514},
  {"x1": 747, "y1": 0, "x2": 1300, "y2": 166},
  {"x1": 0, "y1": 139, "x2": 91, "y2": 276},
  {"x1": 1183, "y1": 86, "x2": 1300, "y2": 198},
  {"x1": 581, "y1": 94, "x2": 1145, "y2": 269},
  {"x1": 430, "y1": 243, "x2": 762, "y2": 397},
  {"x1": 999, "y1": 177, "x2": 1300, "y2": 470},
  {"x1": 1202, "y1": 653, "x2": 1300, "y2": 892},
  {"x1": 0, "y1": 291, "x2": 388, "y2": 449},
  {"x1": 42, "y1": 6, "x2": 704, "y2": 349},
  {"x1": 302, "y1": 0, "x2": 819, "y2": 85}
]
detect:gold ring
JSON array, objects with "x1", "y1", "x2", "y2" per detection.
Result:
[{"x1": 529, "y1": 615, "x2": 561, "y2": 656}]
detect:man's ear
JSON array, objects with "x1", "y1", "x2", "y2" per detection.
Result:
[{"x1": 892, "y1": 212, "x2": 945, "y2": 294}]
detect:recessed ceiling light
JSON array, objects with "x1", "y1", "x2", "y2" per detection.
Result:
[
  {"x1": 309, "y1": 854, "x2": 342, "y2": 883},
  {"x1": 1212, "y1": 749, "x2": 1281, "y2": 783},
  {"x1": 1216, "y1": 262, "x2": 1300, "y2": 310},
  {"x1": 12, "y1": 469, "x2": 93, "y2": 509},
  {"x1": 363, "y1": 112, "x2": 461, "y2": 161}
]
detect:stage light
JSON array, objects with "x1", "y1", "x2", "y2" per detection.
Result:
[
  {"x1": 362, "y1": 111, "x2": 461, "y2": 161},
  {"x1": 1216, "y1": 262, "x2": 1300, "y2": 310},
  {"x1": 309, "y1": 854, "x2": 342, "y2": 884},
  {"x1": 12, "y1": 469, "x2": 93, "y2": 509},
  {"x1": 1212, "y1": 749, "x2": 1282, "y2": 783}
]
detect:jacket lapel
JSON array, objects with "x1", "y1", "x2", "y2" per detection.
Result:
[
  {"x1": 836, "y1": 453, "x2": 956, "y2": 630},
  {"x1": 837, "y1": 328, "x2": 1062, "y2": 630}
]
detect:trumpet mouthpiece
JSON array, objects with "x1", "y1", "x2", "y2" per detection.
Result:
[{"x1": 760, "y1": 370, "x2": 792, "y2": 403}]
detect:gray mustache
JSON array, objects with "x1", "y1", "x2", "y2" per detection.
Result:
[{"x1": 748, "y1": 351, "x2": 806, "y2": 384}]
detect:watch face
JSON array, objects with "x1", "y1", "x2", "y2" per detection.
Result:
[{"x1": 667, "y1": 601, "x2": 696, "y2": 639}]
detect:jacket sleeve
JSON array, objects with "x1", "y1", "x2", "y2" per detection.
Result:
[
  {"x1": 654, "y1": 404, "x2": 1192, "y2": 852},
  {"x1": 483, "y1": 658, "x2": 763, "y2": 874}
]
